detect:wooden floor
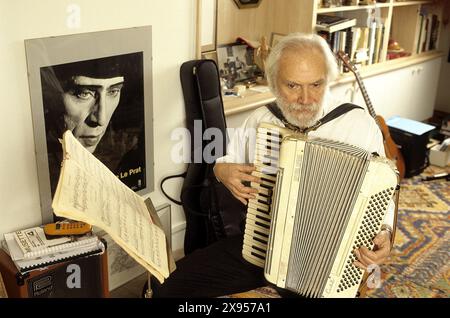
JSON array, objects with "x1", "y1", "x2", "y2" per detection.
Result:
[{"x1": 110, "y1": 273, "x2": 147, "y2": 298}]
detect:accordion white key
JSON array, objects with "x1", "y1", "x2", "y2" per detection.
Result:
[{"x1": 242, "y1": 123, "x2": 398, "y2": 298}]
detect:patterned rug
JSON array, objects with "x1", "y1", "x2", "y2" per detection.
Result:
[
  {"x1": 228, "y1": 165, "x2": 450, "y2": 298},
  {"x1": 365, "y1": 165, "x2": 449, "y2": 298}
]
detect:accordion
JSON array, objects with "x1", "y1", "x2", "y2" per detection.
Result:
[{"x1": 242, "y1": 123, "x2": 398, "y2": 298}]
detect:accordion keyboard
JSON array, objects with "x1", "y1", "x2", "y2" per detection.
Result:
[{"x1": 242, "y1": 126, "x2": 284, "y2": 268}]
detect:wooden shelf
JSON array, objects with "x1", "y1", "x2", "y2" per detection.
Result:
[
  {"x1": 223, "y1": 87, "x2": 275, "y2": 116},
  {"x1": 392, "y1": 1, "x2": 432, "y2": 7},
  {"x1": 317, "y1": 3, "x2": 391, "y2": 14},
  {"x1": 317, "y1": 0, "x2": 433, "y2": 12}
]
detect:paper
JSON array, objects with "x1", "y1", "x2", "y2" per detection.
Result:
[
  {"x1": 11, "y1": 237, "x2": 104, "y2": 272},
  {"x1": 4, "y1": 230, "x2": 96, "y2": 261},
  {"x1": 10, "y1": 227, "x2": 71, "y2": 256},
  {"x1": 52, "y1": 131, "x2": 171, "y2": 282},
  {"x1": 387, "y1": 116, "x2": 435, "y2": 136},
  {"x1": 249, "y1": 86, "x2": 271, "y2": 93}
]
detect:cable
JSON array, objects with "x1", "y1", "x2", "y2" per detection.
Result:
[{"x1": 160, "y1": 172, "x2": 186, "y2": 205}]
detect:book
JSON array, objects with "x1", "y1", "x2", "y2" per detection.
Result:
[
  {"x1": 3, "y1": 228, "x2": 97, "y2": 261},
  {"x1": 367, "y1": 21, "x2": 377, "y2": 65},
  {"x1": 4, "y1": 226, "x2": 70, "y2": 259},
  {"x1": 416, "y1": 14, "x2": 424, "y2": 54},
  {"x1": 51, "y1": 130, "x2": 175, "y2": 283},
  {"x1": 429, "y1": 15, "x2": 439, "y2": 51},
  {"x1": 316, "y1": 14, "x2": 357, "y2": 33},
  {"x1": 374, "y1": 24, "x2": 385, "y2": 63},
  {"x1": 350, "y1": 27, "x2": 362, "y2": 61},
  {"x1": 2, "y1": 234, "x2": 104, "y2": 272}
]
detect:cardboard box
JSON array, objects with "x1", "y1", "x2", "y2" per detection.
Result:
[{"x1": 429, "y1": 144, "x2": 450, "y2": 167}]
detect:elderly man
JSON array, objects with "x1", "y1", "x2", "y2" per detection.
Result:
[{"x1": 151, "y1": 33, "x2": 395, "y2": 298}]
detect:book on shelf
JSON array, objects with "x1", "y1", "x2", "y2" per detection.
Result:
[
  {"x1": 373, "y1": 24, "x2": 385, "y2": 64},
  {"x1": 316, "y1": 14, "x2": 357, "y2": 33},
  {"x1": 319, "y1": 27, "x2": 357, "y2": 64},
  {"x1": 429, "y1": 15, "x2": 439, "y2": 51},
  {"x1": 51, "y1": 130, "x2": 175, "y2": 283},
  {"x1": 367, "y1": 21, "x2": 377, "y2": 65},
  {"x1": 413, "y1": 6, "x2": 441, "y2": 55}
]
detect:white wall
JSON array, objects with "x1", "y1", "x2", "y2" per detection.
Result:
[
  {"x1": 435, "y1": 24, "x2": 450, "y2": 113},
  {"x1": 0, "y1": 0, "x2": 197, "y2": 255}
]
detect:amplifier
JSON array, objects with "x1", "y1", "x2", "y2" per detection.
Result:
[
  {"x1": 389, "y1": 126, "x2": 432, "y2": 178},
  {"x1": 0, "y1": 244, "x2": 109, "y2": 298},
  {"x1": 387, "y1": 116, "x2": 436, "y2": 178}
]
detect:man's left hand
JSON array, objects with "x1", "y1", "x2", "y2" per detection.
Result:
[{"x1": 353, "y1": 230, "x2": 391, "y2": 270}]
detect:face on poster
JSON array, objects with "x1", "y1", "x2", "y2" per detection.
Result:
[{"x1": 41, "y1": 53, "x2": 146, "y2": 194}]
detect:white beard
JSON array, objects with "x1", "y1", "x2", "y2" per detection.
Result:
[{"x1": 276, "y1": 96, "x2": 324, "y2": 129}]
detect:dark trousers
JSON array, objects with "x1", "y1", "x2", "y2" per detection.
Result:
[
  {"x1": 147, "y1": 234, "x2": 301, "y2": 298},
  {"x1": 149, "y1": 235, "x2": 266, "y2": 298}
]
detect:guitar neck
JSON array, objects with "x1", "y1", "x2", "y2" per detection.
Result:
[
  {"x1": 339, "y1": 52, "x2": 405, "y2": 180},
  {"x1": 354, "y1": 72, "x2": 380, "y2": 126}
]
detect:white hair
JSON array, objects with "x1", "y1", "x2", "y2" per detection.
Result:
[{"x1": 265, "y1": 33, "x2": 339, "y2": 94}]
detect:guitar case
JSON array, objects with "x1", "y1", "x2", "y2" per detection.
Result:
[{"x1": 176, "y1": 59, "x2": 246, "y2": 255}]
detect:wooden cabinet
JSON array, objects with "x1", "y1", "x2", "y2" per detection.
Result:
[{"x1": 351, "y1": 57, "x2": 442, "y2": 121}]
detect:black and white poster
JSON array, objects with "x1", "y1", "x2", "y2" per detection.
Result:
[{"x1": 25, "y1": 27, "x2": 154, "y2": 222}]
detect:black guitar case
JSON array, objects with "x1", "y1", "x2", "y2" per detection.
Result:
[{"x1": 176, "y1": 59, "x2": 246, "y2": 255}]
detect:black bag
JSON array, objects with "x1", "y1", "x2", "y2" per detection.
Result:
[{"x1": 161, "y1": 59, "x2": 246, "y2": 255}]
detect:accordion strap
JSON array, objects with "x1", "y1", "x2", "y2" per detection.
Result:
[{"x1": 267, "y1": 102, "x2": 363, "y2": 134}]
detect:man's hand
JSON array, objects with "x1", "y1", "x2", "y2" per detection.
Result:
[
  {"x1": 353, "y1": 230, "x2": 391, "y2": 270},
  {"x1": 213, "y1": 163, "x2": 261, "y2": 205}
]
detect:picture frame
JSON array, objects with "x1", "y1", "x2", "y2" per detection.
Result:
[
  {"x1": 24, "y1": 26, "x2": 154, "y2": 223},
  {"x1": 200, "y1": 0, "x2": 217, "y2": 53},
  {"x1": 201, "y1": 50, "x2": 218, "y2": 64},
  {"x1": 97, "y1": 203, "x2": 171, "y2": 291},
  {"x1": 217, "y1": 44, "x2": 259, "y2": 87},
  {"x1": 270, "y1": 32, "x2": 286, "y2": 48},
  {"x1": 101, "y1": 233, "x2": 146, "y2": 291}
]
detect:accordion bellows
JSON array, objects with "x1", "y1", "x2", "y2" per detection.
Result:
[{"x1": 242, "y1": 123, "x2": 398, "y2": 298}]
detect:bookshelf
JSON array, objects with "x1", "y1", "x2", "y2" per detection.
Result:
[
  {"x1": 314, "y1": 0, "x2": 443, "y2": 67},
  {"x1": 211, "y1": 0, "x2": 445, "y2": 114}
]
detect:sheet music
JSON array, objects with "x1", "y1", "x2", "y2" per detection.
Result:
[{"x1": 52, "y1": 131, "x2": 169, "y2": 282}]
